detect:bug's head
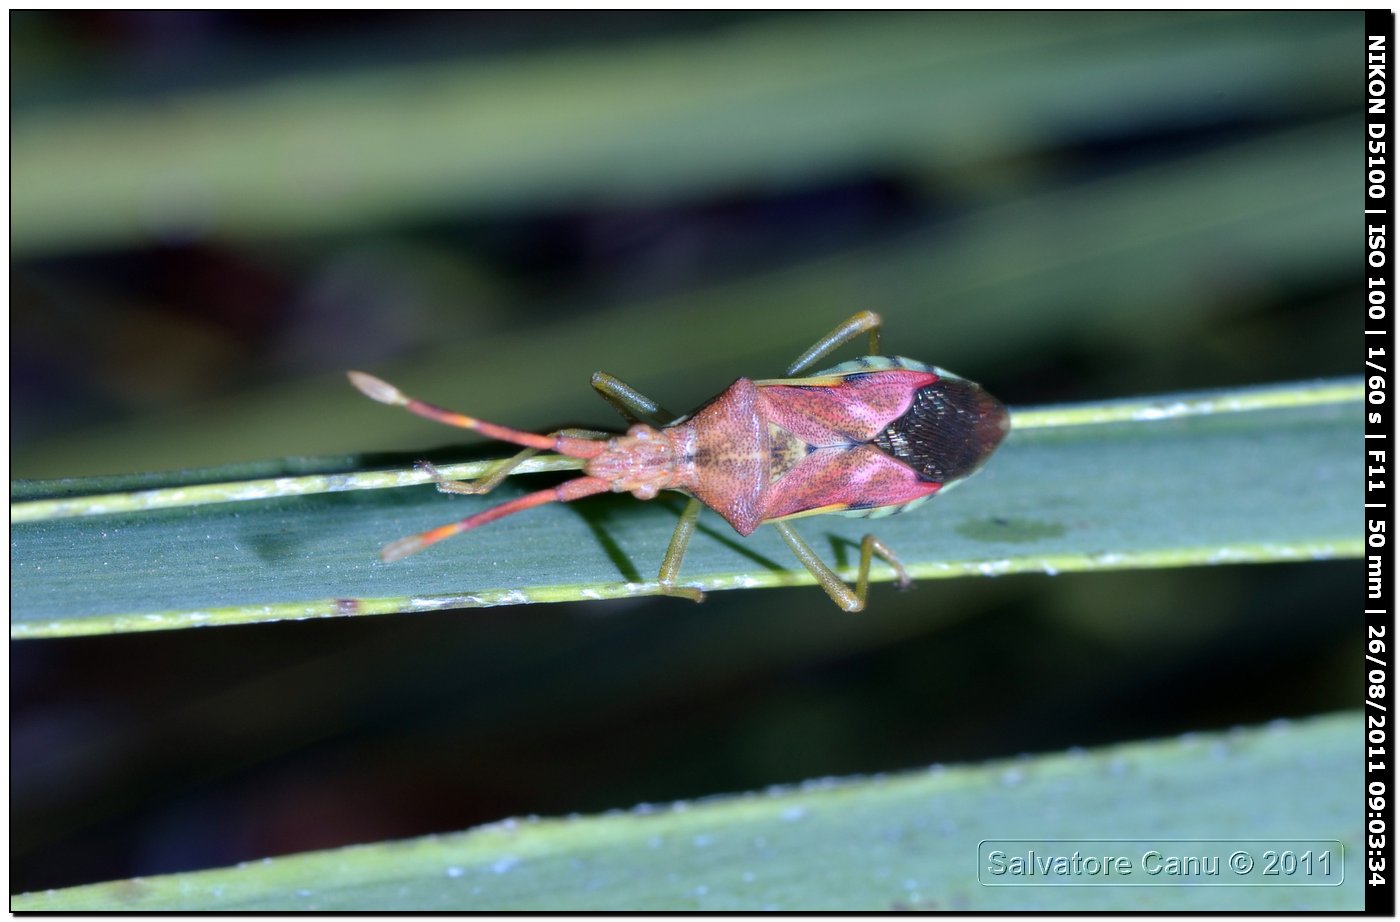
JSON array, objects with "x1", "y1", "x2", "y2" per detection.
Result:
[{"x1": 874, "y1": 375, "x2": 1010, "y2": 485}]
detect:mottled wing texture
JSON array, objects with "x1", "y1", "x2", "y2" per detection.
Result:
[
  {"x1": 872, "y1": 375, "x2": 1010, "y2": 484},
  {"x1": 755, "y1": 369, "x2": 943, "y2": 523},
  {"x1": 757, "y1": 369, "x2": 938, "y2": 445},
  {"x1": 676, "y1": 360, "x2": 1006, "y2": 533},
  {"x1": 759, "y1": 444, "x2": 942, "y2": 523}
]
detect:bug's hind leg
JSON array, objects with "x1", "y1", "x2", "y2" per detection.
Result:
[
  {"x1": 786, "y1": 311, "x2": 883, "y2": 376},
  {"x1": 420, "y1": 428, "x2": 612, "y2": 497},
  {"x1": 771, "y1": 521, "x2": 910, "y2": 612}
]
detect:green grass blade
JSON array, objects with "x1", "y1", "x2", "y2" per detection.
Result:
[
  {"x1": 11, "y1": 712, "x2": 1362, "y2": 910},
  {"x1": 10, "y1": 456, "x2": 587, "y2": 523},
  {"x1": 10, "y1": 379, "x2": 1360, "y2": 639},
  {"x1": 13, "y1": 378, "x2": 1359, "y2": 523}
]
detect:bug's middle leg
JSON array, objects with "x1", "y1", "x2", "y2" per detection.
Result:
[
  {"x1": 651, "y1": 496, "x2": 705, "y2": 603},
  {"x1": 421, "y1": 428, "x2": 612, "y2": 497},
  {"x1": 590, "y1": 371, "x2": 677, "y2": 426},
  {"x1": 771, "y1": 521, "x2": 910, "y2": 612}
]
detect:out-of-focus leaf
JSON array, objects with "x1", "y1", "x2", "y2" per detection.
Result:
[
  {"x1": 11, "y1": 713, "x2": 1362, "y2": 910},
  {"x1": 11, "y1": 12, "x2": 1354, "y2": 256}
]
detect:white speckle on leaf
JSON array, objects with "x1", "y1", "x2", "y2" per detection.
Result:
[
  {"x1": 445, "y1": 866, "x2": 465, "y2": 878},
  {"x1": 780, "y1": 805, "x2": 808, "y2": 822},
  {"x1": 692, "y1": 834, "x2": 712, "y2": 848},
  {"x1": 491, "y1": 856, "x2": 519, "y2": 875}
]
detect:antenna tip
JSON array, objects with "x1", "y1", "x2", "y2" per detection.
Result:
[
  {"x1": 348, "y1": 370, "x2": 405, "y2": 405},
  {"x1": 381, "y1": 535, "x2": 424, "y2": 562}
]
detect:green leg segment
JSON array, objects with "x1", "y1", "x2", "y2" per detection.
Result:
[
  {"x1": 418, "y1": 428, "x2": 611, "y2": 496},
  {"x1": 772, "y1": 521, "x2": 910, "y2": 612},
  {"x1": 590, "y1": 370, "x2": 702, "y2": 602},
  {"x1": 590, "y1": 371, "x2": 678, "y2": 426},
  {"x1": 785, "y1": 310, "x2": 882, "y2": 376}
]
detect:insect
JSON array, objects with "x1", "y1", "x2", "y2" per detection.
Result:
[{"x1": 348, "y1": 311, "x2": 1008, "y2": 611}]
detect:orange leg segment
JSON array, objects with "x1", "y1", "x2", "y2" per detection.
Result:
[
  {"x1": 381, "y1": 475, "x2": 612, "y2": 562},
  {"x1": 347, "y1": 371, "x2": 604, "y2": 459}
]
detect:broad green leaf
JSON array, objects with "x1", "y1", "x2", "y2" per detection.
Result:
[
  {"x1": 10, "y1": 379, "x2": 1361, "y2": 638},
  {"x1": 11, "y1": 712, "x2": 1363, "y2": 910}
]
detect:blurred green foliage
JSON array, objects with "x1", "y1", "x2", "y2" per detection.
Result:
[{"x1": 16, "y1": 715, "x2": 1362, "y2": 910}]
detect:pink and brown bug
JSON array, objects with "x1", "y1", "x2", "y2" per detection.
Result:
[{"x1": 348, "y1": 311, "x2": 1009, "y2": 611}]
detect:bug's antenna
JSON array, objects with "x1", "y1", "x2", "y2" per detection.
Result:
[
  {"x1": 381, "y1": 476, "x2": 611, "y2": 561},
  {"x1": 348, "y1": 371, "x2": 604, "y2": 458}
]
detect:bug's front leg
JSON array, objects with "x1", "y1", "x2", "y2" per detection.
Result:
[
  {"x1": 785, "y1": 310, "x2": 883, "y2": 376},
  {"x1": 770, "y1": 521, "x2": 911, "y2": 612},
  {"x1": 588, "y1": 371, "x2": 704, "y2": 602},
  {"x1": 421, "y1": 428, "x2": 612, "y2": 497}
]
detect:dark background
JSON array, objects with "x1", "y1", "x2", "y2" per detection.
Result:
[{"x1": 11, "y1": 11, "x2": 1361, "y2": 892}]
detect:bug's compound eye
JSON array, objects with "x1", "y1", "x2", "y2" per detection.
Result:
[{"x1": 873, "y1": 378, "x2": 1010, "y2": 484}]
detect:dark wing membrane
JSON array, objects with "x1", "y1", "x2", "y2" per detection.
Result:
[{"x1": 873, "y1": 377, "x2": 1009, "y2": 484}]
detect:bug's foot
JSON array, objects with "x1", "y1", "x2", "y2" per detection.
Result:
[
  {"x1": 659, "y1": 583, "x2": 706, "y2": 603},
  {"x1": 860, "y1": 534, "x2": 912, "y2": 592},
  {"x1": 416, "y1": 460, "x2": 489, "y2": 495}
]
